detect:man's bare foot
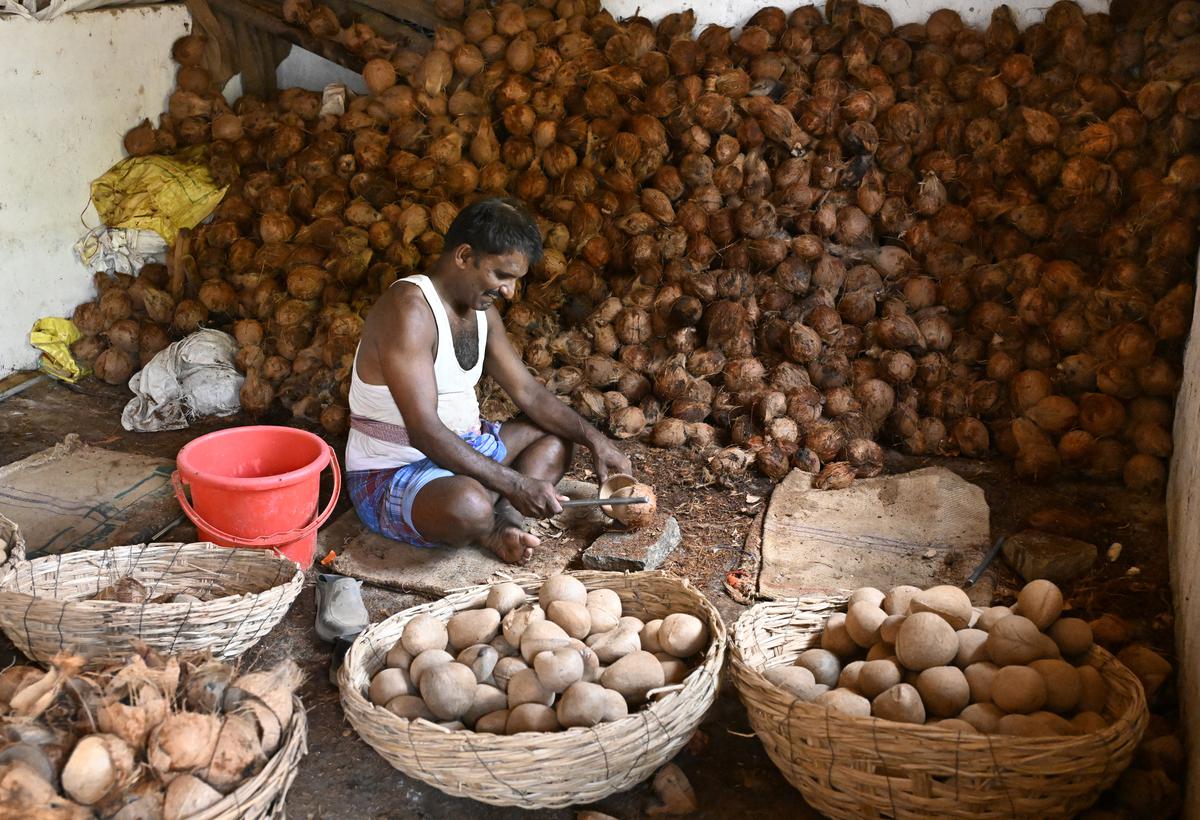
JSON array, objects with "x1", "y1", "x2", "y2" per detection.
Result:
[{"x1": 482, "y1": 524, "x2": 539, "y2": 564}]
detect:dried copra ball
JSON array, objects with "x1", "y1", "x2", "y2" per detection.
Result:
[{"x1": 895, "y1": 612, "x2": 957, "y2": 671}]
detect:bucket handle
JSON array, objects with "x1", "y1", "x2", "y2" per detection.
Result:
[{"x1": 171, "y1": 445, "x2": 342, "y2": 551}]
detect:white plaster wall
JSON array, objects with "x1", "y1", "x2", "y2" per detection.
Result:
[
  {"x1": 604, "y1": 0, "x2": 1109, "y2": 29},
  {"x1": 221, "y1": 46, "x2": 368, "y2": 102},
  {"x1": 0, "y1": 4, "x2": 190, "y2": 377},
  {"x1": 277, "y1": 45, "x2": 367, "y2": 95}
]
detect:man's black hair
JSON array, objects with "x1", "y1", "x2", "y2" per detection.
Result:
[{"x1": 444, "y1": 197, "x2": 544, "y2": 265}]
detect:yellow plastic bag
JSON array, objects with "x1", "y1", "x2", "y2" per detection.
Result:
[
  {"x1": 90, "y1": 146, "x2": 228, "y2": 244},
  {"x1": 29, "y1": 318, "x2": 88, "y2": 383}
]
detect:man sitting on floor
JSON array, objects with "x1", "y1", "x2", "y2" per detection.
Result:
[{"x1": 345, "y1": 197, "x2": 631, "y2": 564}]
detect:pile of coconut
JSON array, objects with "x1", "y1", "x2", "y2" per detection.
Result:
[
  {"x1": 0, "y1": 649, "x2": 303, "y2": 818},
  {"x1": 368, "y1": 575, "x2": 709, "y2": 733},
  {"x1": 764, "y1": 579, "x2": 1127, "y2": 736}
]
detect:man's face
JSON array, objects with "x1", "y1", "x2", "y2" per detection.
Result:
[{"x1": 458, "y1": 247, "x2": 529, "y2": 311}]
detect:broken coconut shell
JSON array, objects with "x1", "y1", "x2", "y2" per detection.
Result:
[{"x1": 599, "y1": 473, "x2": 658, "y2": 529}]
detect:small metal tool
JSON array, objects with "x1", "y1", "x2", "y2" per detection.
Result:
[
  {"x1": 964, "y1": 534, "x2": 1007, "y2": 587},
  {"x1": 559, "y1": 496, "x2": 650, "y2": 509}
]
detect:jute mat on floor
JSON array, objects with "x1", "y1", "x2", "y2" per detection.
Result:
[{"x1": 0, "y1": 434, "x2": 178, "y2": 557}]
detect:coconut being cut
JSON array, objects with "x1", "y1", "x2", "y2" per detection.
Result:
[{"x1": 597, "y1": 473, "x2": 658, "y2": 530}]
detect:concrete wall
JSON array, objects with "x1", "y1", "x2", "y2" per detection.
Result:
[
  {"x1": 1168, "y1": 255, "x2": 1200, "y2": 820},
  {"x1": 0, "y1": 4, "x2": 190, "y2": 377}
]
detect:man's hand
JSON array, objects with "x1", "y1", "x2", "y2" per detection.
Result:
[
  {"x1": 590, "y1": 436, "x2": 632, "y2": 484},
  {"x1": 506, "y1": 476, "x2": 566, "y2": 519}
]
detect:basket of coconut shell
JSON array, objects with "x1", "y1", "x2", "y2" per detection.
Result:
[
  {"x1": 0, "y1": 542, "x2": 303, "y2": 667},
  {"x1": 338, "y1": 570, "x2": 725, "y2": 809},
  {"x1": 729, "y1": 580, "x2": 1149, "y2": 819},
  {"x1": 0, "y1": 649, "x2": 307, "y2": 819}
]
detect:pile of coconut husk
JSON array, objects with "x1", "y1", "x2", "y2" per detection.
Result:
[{"x1": 0, "y1": 649, "x2": 303, "y2": 819}]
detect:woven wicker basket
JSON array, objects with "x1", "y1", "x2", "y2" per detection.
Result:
[
  {"x1": 197, "y1": 695, "x2": 308, "y2": 820},
  {"x1": 339, "y1": 570, "x2": 725, "y2": 809},
  {"x1": 0, "y1": 512, "x2": 26, "y2": 575},
  {"x1": 730, "y1": 596, "x2": 1148, "y2": 820},
  {"x1": 0, "y1": 542, "x2": 303, "y2": 666}
]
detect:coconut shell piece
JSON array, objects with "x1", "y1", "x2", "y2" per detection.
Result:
[
  {"x1": 61, "y1": 734, "x2": 135, "y2": 806},
  {"x1": 146, "y1": 712, "x2": 222, "y2": 773},
  {"x1": 163, "y1": 774, "x2": 223, "y2": 820},
  {"x1": 648, "y1": 762, "x2": 698, "y2": 815},
  {"x1": 0, "y1": 760, "x2": 87, "y2": 818},
  {"x1": 200, "y1": 714, "x2": 267, "y2": 790},
  {"x1": 97, "y1": 685, "x2": 168, "y2": 750},
  {"x1": 600, "y1": 474, "x2": 658, "y2": 529}
]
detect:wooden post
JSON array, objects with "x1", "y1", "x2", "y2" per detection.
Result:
[{"x1": 234, "y1": 19, "x2": 267, "y2": 98}]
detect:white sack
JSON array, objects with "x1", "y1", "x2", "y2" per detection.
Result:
[{"x1": 122, "y1": 329, "x2": 244, "y2": 432}]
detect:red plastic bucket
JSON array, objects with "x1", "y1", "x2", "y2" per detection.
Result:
[{"x1": 173, "y1": 425, "x2": 341, "y2": 567}]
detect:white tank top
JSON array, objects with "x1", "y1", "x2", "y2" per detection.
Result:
[{"x1": 345, "y1": 274, "x2": 487, "y2": 471}]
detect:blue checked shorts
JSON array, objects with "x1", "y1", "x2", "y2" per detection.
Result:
[{"x1": 346, "y1": 421, "x2": 506, "y2": 548}]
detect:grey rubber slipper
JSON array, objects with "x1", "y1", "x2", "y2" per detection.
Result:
[{"x1": 315, "y1": 573, "x2": 368, "y2": 644}]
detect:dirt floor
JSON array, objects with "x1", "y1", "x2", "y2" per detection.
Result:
[{"x1": 0, "y1": 373, "x2": 1182, "y2": 817}]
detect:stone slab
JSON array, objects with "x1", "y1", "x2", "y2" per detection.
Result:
[
  {"x1": 582, "y1": 513, "x2": 681, "y2": 572},
  {"x1": 1002, "y1": 529, "x2": 1098, "y2": 583},
  {"x1": 759, "y1": 466, "x2": 991, "y2": 600},
  {"x1": 324, "y1": 478, "x2": 605, "y2": 596},
  {"x1": 326, "y1": 505, "x2": 577, "y2": 598}
]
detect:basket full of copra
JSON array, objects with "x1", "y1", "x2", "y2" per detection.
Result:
[
  {"x1": 0, "y1": 649, "x2": 307, "y2": 819},
  {"x1": 338, "y1": 571, "x2": 725, "y2": 809},
  {"x1": 0, "y1": 542, "x2": 303, "y2": 667},
  {"x1": 730, "y1": 579, "x2": 1148, "y2": 819}
]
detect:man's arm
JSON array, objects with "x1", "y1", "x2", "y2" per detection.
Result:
[
  {"x1": 377, "y1": 295, "x2": 562, "y2": 518},
  {"x1": 483, "y1": 308, "x2": 632, "y2": 482}
]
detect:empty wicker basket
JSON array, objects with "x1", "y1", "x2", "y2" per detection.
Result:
[
  {"x1": 0, "y1": 541, "x2": 303, "y2": 666},
  {"x1": 730, "y1": 596, "x2": 1148, "y2": 820},
  {"x1": 338, "y1": 570, "x2": 725, "y2": 809}
]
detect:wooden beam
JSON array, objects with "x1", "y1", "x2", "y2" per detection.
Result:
[
  {"x1": 352, "y1": 0, "x2": 441, "y2": 32},
  {"x1": 322, "y1": 0, "x2": 431, "y2": 51},
  {"x1": 256, "y1": 26, "x2": 281, "y2": 96},
  {"x1": 185, "y1": 0, "x2": 238, "y2": 85},
  {"x1": 234, "y1": 19, "x2": 267, "y2": 97},
  {"x1": 207, "y1": 0, "x2": 367, "y2": 72}
]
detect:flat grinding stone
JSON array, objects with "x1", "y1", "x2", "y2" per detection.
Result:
[{"x1": 582, "y1": 513, "x2": 681, "y2": 571}]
